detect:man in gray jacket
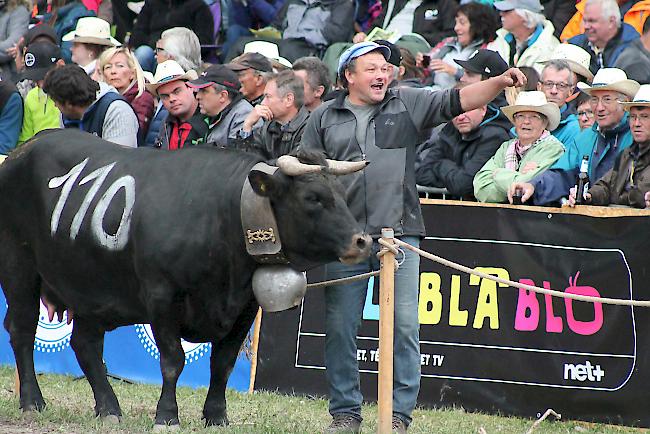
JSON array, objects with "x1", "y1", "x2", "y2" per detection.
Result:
[
  {"x1": 187, "y1": 64, "x2": 254, "y2": 147},
  {"x1": 300, "y1": 41, "x2": 526, "y2": 434}
]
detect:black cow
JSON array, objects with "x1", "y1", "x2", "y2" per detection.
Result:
[{"x1": 0, "y1": 129, "x2": 371, "y2": 428}]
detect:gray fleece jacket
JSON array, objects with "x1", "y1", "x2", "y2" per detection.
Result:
[{"x1": 301, "y1": 87, "x2": 462, "y2": 238}]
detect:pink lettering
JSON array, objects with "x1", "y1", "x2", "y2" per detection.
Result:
[
  {"x1": 544, "y1": 281, "x2": 563, "y2": 333},
  {"x1": 514, "y1": 279, "x2": 539, "y2": 331},
  {"x1": 565, "y1": 272, "x2": 603, "y2": 336}
]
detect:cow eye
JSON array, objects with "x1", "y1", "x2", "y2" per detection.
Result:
[{"x1": 304, "y1": 193, "x2": 320, "y2": 204}]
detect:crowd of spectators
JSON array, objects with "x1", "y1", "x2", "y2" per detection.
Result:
[
  {"x1": 0, "y1": 0, "x2": 649, "y2": 432},
  {"x1": 0, "y1": 0, "x2": 647, "y2": 200}
]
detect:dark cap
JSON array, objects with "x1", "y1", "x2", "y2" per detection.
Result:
[
  {"x1": 24, "y1": 24, "x2": 58, "y2": 47},
  {"x1": 226, "y1": 52, "x2": 273, "y2": 73},
  {"x1": 375, "y1": 40, "x2": 402, "y2": 67},
  {"x1": 21, "y1": 41, "x2": 62, "y2": 81},
  {"x1": 454, "y1": 49, "x2": 508, "y2": 78},
  {"x1": 187, "y1": 64, "x2": 241, "y2": 91}
]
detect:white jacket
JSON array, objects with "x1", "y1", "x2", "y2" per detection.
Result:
[{"x1": 488, "y1": 20, "x2": 559, "y2": 74}]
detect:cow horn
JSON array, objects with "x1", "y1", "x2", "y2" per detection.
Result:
[
  {"x1": 277, "y1": 155, "x2": 323, "y2": 176},
  {"x1": 325, "y1": 159, "x2": 369, "y2": 175}
]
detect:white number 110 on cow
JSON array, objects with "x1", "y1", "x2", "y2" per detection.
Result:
[{"x1": 48, "y1": 158, "x2": 135, "y2": 251}]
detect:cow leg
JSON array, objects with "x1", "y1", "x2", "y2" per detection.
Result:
[
  {"x1": 202, "y1": 297, "x2": 258, "y2": 427},
  {"x1": 150, "y1": 315, "x2": 185, "y2": 427},
  {"x1": 3, "y1": 272, "x2": 45, "y2": 412},
  {"x1": 69, "y1": 318, "x2": 121, "y2": 419}
]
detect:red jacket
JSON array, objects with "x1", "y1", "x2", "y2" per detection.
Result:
[{"x1": 123, "y1": 83, "x2": 154, "y2": 144}]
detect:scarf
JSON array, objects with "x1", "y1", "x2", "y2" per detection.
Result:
[{"x1": 504, "y1": 130, "x2": 550, "y2": 171}]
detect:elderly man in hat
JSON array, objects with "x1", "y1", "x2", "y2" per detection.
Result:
[
  {"x1": 509, "y1": 68, "x2": 640, "y2": 205},
  {"x1": 473, "y1": 91, "x2": 564, "y2": 202},
  {"x1": 63, "y1": 17, "x2": 120, "y2": 78},
  {"x1": 187, "y1": 64, "x2": 254, "y2": 147},
  {"x1": 227, "y1": 52, "x2": 274, "y2": 106},
  {"x1": 300, "y1": 41, "x2": 527, "y2": 434},
  {"x1": 145, "y1": 60, "x2": 204, "y2": 150},
  {"x1": 566, "y1": 85, "x2": 650, "y2": 208}
]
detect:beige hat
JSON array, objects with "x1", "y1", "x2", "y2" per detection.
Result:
[
  {"x1": 502, "y1": 91, "x2": 561, "y2": 130},
  {"x1": 62, "y1": 17, "x2": 120, "y2": 46},
  {"x1": 244, "y1": 40, "x2": 292, "y2": 68},
  {"x1": 542, "y1": 44, "x2": 594, "y2": 83},
  {"x1": 145, "y1": 60, "x2": 198, "y2": 94},
  {"x1": 577, "y1": 68, "x2": 640, "y2": 99},
  {"x1": 619, "y1": 84, "x2": 650, "y2": 110}
]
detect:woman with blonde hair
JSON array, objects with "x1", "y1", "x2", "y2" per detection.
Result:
[{"x1": 99, "y1": 46, "x2": 154, "y2": 145}]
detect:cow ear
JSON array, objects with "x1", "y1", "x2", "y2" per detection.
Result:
[{"x1": 248, "y1": 170, "x2": 276, "y2": 197}]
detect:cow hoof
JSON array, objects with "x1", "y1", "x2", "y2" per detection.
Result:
[
  {"x1": 204, "y1": 417, "x2": 228, "y2": 427},
  {"x1": 153, "y1": 423, "x2": 180, "y2": 432},
  {"x1": 102, "y1": 414, "x2": 121, "y2": 425}
]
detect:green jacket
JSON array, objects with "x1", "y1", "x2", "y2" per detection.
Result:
[
  {"x1": 474, "y1": 133, "x2": 565, "y2": 203},
  {"x1": 18, "y1": 87, "x2": 61, "y2": 145}
]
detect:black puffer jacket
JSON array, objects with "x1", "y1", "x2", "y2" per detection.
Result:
[
  {"x1": 129, "y1": 0, "x2": 215, "y2": 48},
  {"x1": 415, "y1": 104, "x2": 512, "y2": 197}
]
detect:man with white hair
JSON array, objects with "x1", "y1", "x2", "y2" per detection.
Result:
[
  {"x1": 488, "y1": 0, "x2": 560, "y2": 73},
  {"x1": 536, "y1": 59, "x2": 581, "y2": 145},
  {"x1": 567, "y1": 0, "x2": 639, "y2": 74},
  {"x1": 155, "y1": 27, "x2": 202, "y2": 72}
]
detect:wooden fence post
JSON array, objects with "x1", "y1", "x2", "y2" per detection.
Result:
[{"x1": 378, "y1": 228, "x2": 395, "y2": 433}]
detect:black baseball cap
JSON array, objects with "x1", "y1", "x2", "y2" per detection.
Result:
[
  {"x1": 376, "y1": 40, "x2": 402, "y2": 67},
  {"x1": 226, "y1": 52, "x2": 273, "y2": 73},
  {"x1": 454, "y1": 49, "x2": 508, "y2": 78},
  {"x1": 187, "y1": 64, "x2": 241, "y2": 91},
  {"x1": 21, "y1": 41, "x2": 62, "y2": 81},
  {"x1": 24, "y1": 24, "x2": 58, "y2": 46}
]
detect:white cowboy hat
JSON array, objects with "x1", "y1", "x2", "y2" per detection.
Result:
[
  {"x1": 244, "y1": 40, "x2": 292, "y2": 68},
  {"x1": 619, "y1": 84, "x2": 650, "y2": 110},
  {"x1": 62, "y1": 17, "x2": 120, "y2": 46},
  {"x1": 542, "y1": 44, "x2": 594, "y2": 83},
  {"x1": 577, "y1": 68, "x2": 640, "y2": 99},
  {"x1": 502, "y1": 91, "x2": 561, "y2": 130},
  {"x1": 145, "y1": 60, "x2": 198, "y2": 94}
]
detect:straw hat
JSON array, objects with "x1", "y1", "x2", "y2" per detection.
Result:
[
  {"x1": 619, "y1": 84, "x2": 650, "y2": 110},
  {"x1": 577, "y1": 68, "x2": 640, "y2": 99},
  {"x1": 542, "y1": 44, "x2": 594, "y2": 83},
  {"x1": 502, "y1": 91, "x2": 561, "y2": 130},
  {"x1": 244, "y1": 40, "x2": 292, "y2": 68},
  {"x1": 145, "y1": 60, "x2": 198, "y2": 94},
  {"x1": 62, "y1": 17, "x2": 120, "y2": 46}
]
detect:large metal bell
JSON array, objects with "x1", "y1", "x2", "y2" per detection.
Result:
[{"x1": 252, "y1": 265, "x2": 307, "y2": 312}]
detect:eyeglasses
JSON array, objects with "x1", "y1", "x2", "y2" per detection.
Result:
[
  {"x1": 541, "y1": 81, "x2": 572, "y2": 91},
  {"x1": 577, "y1": 110, "x2": 594, "y2": 118},
  {"x1": 513, "y1": 113, "x2": 543, "y2": 122},
  {"x1": 589, "y1": 96, "x2": 620, "y2": 107},
  {"x1": 629, "y1": 113, "x2": 650, "y2": 122},
  {"x1": 155, "y1": 47, "x2": 167, "y2": 54}
]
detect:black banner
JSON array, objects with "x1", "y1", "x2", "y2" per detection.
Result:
[{"x1": 256, "y1": 201, "x2": 650, "y2": 427}]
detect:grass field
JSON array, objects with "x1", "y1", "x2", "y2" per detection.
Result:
[{"x1": 0, "y1": 365, "x2": 646, "y2": 433}]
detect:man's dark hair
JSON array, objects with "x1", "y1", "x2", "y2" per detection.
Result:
[
  {"x1": 271, "y1": 70, "x2": 304, "y2": 109},
  {"x1": 339, "y1": 58, "x2": 357, "y2": 89},
  {"x1": 457, "y1": 2, "x2": 500, "y2": 44},
  {"x1": 43, "y1": 64, "x2": 99, "y2": 107},
  {"x1": 292, "y1": 56, "x2": 332, "y2": 95}
]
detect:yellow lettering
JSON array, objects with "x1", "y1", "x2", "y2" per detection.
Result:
[
  {"x1": 469, "y1": 267, "x2": 509, "y2": 330},
  {"x1": 418, "y1": 273, "x2": 442, "y2": 324},
  {"x1": 449, "y1": 275, "x2": 468, "y2": 326}
]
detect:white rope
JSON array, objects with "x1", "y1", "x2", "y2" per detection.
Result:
[{"x1": 393, "y1": 238, "x2": 650, "y2": 307}]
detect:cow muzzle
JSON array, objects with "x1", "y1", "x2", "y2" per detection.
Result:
[{"x1": 338, "y1": 233, "x2": 372, "y2": 265}]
